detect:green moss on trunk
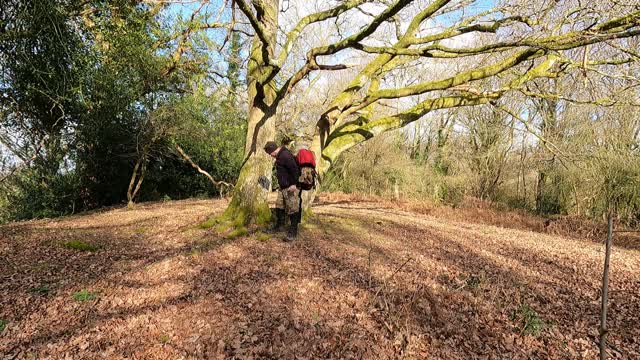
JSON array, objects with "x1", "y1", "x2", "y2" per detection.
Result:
[{"x1": 221, "y1": 0, "x2": 278, "y2": 230}]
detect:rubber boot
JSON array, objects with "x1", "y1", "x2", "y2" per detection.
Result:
[
  {"x1": 284, "y1": 212, "x2": 301, "y2": 242},
  {"x1": 267, "y1": 208, "x2": 285, "y2": 233}
]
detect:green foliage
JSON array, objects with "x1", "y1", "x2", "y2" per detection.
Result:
[
  {"x1": 430, "y1": 175, "x2": 466, "y2": 206},
  {"x1": 153, "y1": 89, "x2": 246, "y2": 201},
  {"x1": 325, "y1": 101, "x2": 640, "y2": 227},
  {"x1": 73, "y1": 1, "x2": 194, "y2": 209},
  {"x1": 0, "y1": 319, "x2": 7, "y2": 332},
  {"x1": 0, "y1": 193, "x2": 10, "y2": 224},
  {"x1": 536, "y1": 171, "x2": 571, "y2": 215},
  {"x1": 511, "y1": 304, "x2": 544, "y2": 336},
  {"x1": 588, "y1": 152, "x2": 640, "y2": 222},
  {"x1": 159, "y1": 334, "x2": 170, "y2": 343},
  {"x1": 324, "y1": 135, "x2": 412, "y2": 197},
  {"x1": 500, "y1": 194, "x2": 533, "y2": 212},
  {"x1": 462, "y1": 107, "x2": 513, "y2": 200},
  {"x1": 73, "y1": 290, "x2": 97, "y2": 302},
  {"x1": 0, "y1": 0, "x2": 88, "y2": 132},
  {"x1": 1, "y1": 0, "x2": 87, "y2": 220},
  {"x1": 29, "y1": 285, "x2": 50, "y2": 295},
  {"x1": 63, "y1": 240, "x2": 99, "y2": 252},
  {"x1": 4, "y1": 169, "x2": 81, "y2": 220},
  {"x1": 465, "y1": 275, "x2": 482, "y2": 289},
  {"x1": 227, "y1": 31, "x2": 243, "y2": 96},
  {"x1": 0, "y1": 1, "x2": 246, "y2": 223},
  {"x1": 543, "y1": 107, "x2": 640, "y2": 224}
]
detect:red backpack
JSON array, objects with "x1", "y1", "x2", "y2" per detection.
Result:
[{"x1": 296, "y1": 149, "x2": 317, "y2": 190}]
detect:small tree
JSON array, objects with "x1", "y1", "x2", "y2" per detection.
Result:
[{"x1": 460, "y1": 105, "x2": 514, "y2": 200}]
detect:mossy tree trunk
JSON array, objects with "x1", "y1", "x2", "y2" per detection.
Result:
[{"x1": 223, "y1": 0, "x2": 279, "y2": 227}]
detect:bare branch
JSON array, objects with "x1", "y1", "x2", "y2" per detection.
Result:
[
  {"x1": 175, "y1": 145, "x2": 234, "y2": 190},
  {"x1": 0, "y1": 137, "x2": 46, "y2": 184},
  {"x1": 490, "y1": 104, "x2": 568, "y2": 161},
  {"x1": 275, "y1": 0, "x2": 369, "y2": 68},
  {"x1": 307, "y1": 0, "x2": 419, "y2": 58},
  {"x1": 273, "y1": 59, "x2": 355, "y2": 108},
  {"x1": 162, "y1": 1, "x2": 230, "y2": 76},
  {"x1": 284, "y1": 0, "x2": 452, "y2": 120},
  {"x1": 342, "y1": 48, "x2": 545, "y2": 118},
  {"x1": 519, "y1": 90, "x2": 640, "y2": 107},
  {"x1": 412, "y1": 14, "x2": 536, "y2": 45}
]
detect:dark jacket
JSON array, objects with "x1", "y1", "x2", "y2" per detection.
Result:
[{"x1": 275, "y1": 147, "x2": 299, "y2": 189}]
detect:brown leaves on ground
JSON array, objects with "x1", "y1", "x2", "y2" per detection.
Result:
[{"x1": 0, "y1": 195, "x2": 638, "y2": 359}]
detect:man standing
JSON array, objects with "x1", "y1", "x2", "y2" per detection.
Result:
[{"x1": 264, "y1": 141, "x2": 301, "y2": 242}]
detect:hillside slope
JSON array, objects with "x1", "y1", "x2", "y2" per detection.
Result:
[{"x1": 1, "y1": 197, "x2": 638, "y2": 359}]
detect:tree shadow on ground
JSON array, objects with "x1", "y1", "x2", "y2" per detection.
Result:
[
  {"x1": 1, "y1": 199, "x2": 638, "y2": 358},
  {"x1": 307, "y1": 208, "x2": 638, "y2": 358}
]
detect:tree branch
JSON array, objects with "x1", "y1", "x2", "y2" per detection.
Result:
[
  {"x1": 304, "y1": 0, "x2": 453, "y2": 126},
  {"x1": 175, "y1": 145, "x2": 234, "y2": 190},
  {"x1": 0, "y1": 137, "x2": 46, "y2": 184},
  {"x1": 324, "y1": 9, "x2": 640, "y2": 133},
  {"x1": 162, "y1": 1, "x2": 230, "y2": 76},
  {"x1": 307, "y1": 0, "x2": 416, "y2": 58},
  {"x1": 411, "y1": 14, "x2": 536, "y2": 45},
  {"x1": 341, "y1": 48, "x2": 545, "y2": 118},
  {"x1": 273, "y1": 59, "x2": 354, "y2": 109},
  {"x1": 235, "y1": 0, "x2": 271, "y2": 47},
  {"x1": 322, "y1": 94, "x2": 499, "y2": 165},
  {"x1": 275, "y1": 0, "x2": 368, "y2": 68}
]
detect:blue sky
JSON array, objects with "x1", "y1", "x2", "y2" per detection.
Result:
[
  {"x1": 161, "y1": 0, "x2": 499, "y2": 85},
  {"x1": 164, "y1": 0, "x2": 497, "y2": 43}
]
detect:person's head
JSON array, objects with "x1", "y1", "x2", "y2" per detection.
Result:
[{"x1": 263, "y1": 141, "x2": 280, "y2": 158}]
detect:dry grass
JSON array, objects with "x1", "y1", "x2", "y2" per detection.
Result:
[{"x1": 0, "y1": 196, "x2": 638, "y2": 359}]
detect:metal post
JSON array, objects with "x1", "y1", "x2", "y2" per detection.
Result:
[{"x1": 599, "y1": 214, "x2": 614, "y2": 360}]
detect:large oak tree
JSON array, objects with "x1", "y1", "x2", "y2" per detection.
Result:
[{"x1": 175, "y1": 0, "x2": 640, "y2": 224}]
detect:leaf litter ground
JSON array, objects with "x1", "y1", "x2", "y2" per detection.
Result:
[{"x1": 1, "y1": 195, "x2": 638, "y2": 359}]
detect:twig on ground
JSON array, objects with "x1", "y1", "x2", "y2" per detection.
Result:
[{"x1": 374, "y1": 257, "x2": 413, "y2": 298}]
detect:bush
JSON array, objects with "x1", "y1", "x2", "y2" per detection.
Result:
[
  {"x1": 324, "y1": 133, "x2": 469, "y2": 206},
  {"x1": 5, "y1": 168, "x2": 81, "y2": 221}
]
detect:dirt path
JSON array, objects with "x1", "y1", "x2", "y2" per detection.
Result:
[{"x1": 1, "y1": 197, "x2": 638, "y2": 359}]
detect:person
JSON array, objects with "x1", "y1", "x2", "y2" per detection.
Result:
[{"x1": 264, "y1": 141, "x2": 301, "y2": 241}]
